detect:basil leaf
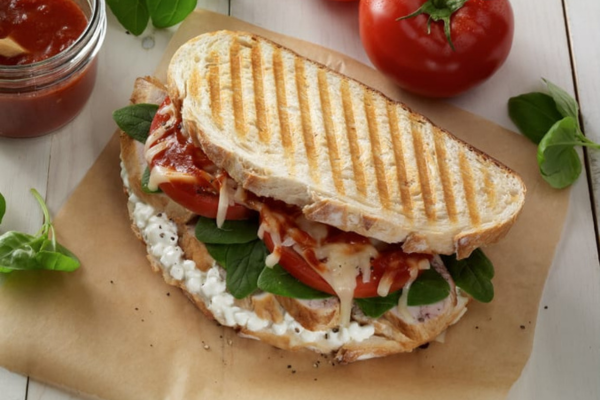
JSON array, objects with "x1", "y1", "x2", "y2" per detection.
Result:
[
  {"x1": 106, "y1": 0, "x2": 150, "y2": 36},
  {"x1": 112, "y1": 104, "x2": 158, "y2": 143},
  {"x1": 204, "y1": 243, "x2": 230, "y2": 269},
  {"x1": 407, "y1": 268, "x2": 451, "y2": 306},
  {"x1": 543, "y1": 78, "x2": 580, "y2": 128},
  {"x1": 0, "y1": 192, "x2": 5, "y2": 225},
  {"x1": 147, "y1": 0, "x2": 197, "y2": 29},
  {"x1": 442, "y1": 249, "x2": 494, "y2": 303},
  {"x1": 355, "y1": 290, "x2": 402, "y2": 319},
  {"x1": 226, "y1": 240, "x2": 267, "y2": 299},
  {"x1": 195, "y1": 216, "x2": 259, "y2": 245},
  {"x1": 35, "y1": 241, "x2": 81, "y2": 272},
  {"x1": 141, "y1": 166, "x2": 161, "y2": 193},
  {"x1": 258, "y1": 264, "x2": 331, "y2": 300},
  {"x1": 0, "y1": 232, "x2": 43, "y2": 272},
  {"x1": 508, "y1": 92, "x2": 563, "y2": 144},
  {"x1": 537, "y1": 117, "x2": 582, "y2": 189}
]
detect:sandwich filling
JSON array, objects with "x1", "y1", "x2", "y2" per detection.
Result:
[{"x1": 143, "y1": 96, "x2": 445, "y2": 326}]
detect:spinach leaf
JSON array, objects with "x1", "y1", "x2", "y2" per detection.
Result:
[
  {"x1": 544, "y1": 78, "x2": 580, "y2": 128},
  {"x1": 442, "y1": 249, "x2": 494, "y2": 303},
  {"x1": 225, "y1": 240, "x2": 267, "y2": 299},
  {"x1": 106, "y1": 0, "x2": 150, "y2": 36},
  {"x1": 0, "y1": 192, "x2": 5, "y2": 225},
  {"x1": 195, "y1": 216, "x2": 259, "y2": 245},
  {"x1": 258, "y1": 264, "x2": 331, "y2": 299},
  {"x1": 0, "y1": 189, "x2": 80, "y2": 274},
  {"x1": 407, "y1": 268, "x2": 451, "y2": 306},
  {"x1": 147, "y1": 0, "x2": 197, "y2": 28},
  {"x1": 141, "y1": 166, "x2": 161, "y2": 193},
  {"x1": 112, "y1": 104, "x2": 158, "y2": 143},
  {"x1": 355, "y1": 290, "x2": 402, "y2": 319},
  {"x1": 204, "y1": 243, "x2": 230, "y2": 269},
  {"x1": 508, "y1": 92, "x2": 563, "y2": 144},
  {"x1": 537, "y1": 117, "x2": 583, "y2": 189}
]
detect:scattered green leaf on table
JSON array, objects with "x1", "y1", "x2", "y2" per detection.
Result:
[
  {"x1": 147, "y1": 0, "x2": 197, "y2": 28},
  {"x1": 508, "y1": 92, "x2": 563, "y2": 144},
  {"x1": 543, "y1": 78, "x2": 580, "y2": 127},
  {"x1": 106, "y1": 0, "x2": 150, "y2": 36},
  {"x1": 112, "y1": 104, "x2": 158, "y2": 143},
  {"x1": 0, "y1": 192, "x2": 5, "y2": 225}
]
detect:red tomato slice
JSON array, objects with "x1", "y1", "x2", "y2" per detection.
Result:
[
  {"x1": 263, "y1": 231, "x2": 416, "y2": 298},
  {"x1": 148, "y1": 97, "x2": 254, "y2": 220}
]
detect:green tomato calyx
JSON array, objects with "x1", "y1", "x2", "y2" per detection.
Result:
[{"x1": 396, "y1": 0, "x2": 468, "y2": 51}]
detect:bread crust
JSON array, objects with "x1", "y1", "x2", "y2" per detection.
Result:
[{"x1": 119, "y1": 76, "x2": 471, "y2": 363}]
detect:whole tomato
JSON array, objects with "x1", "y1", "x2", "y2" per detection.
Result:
[{"x1": 359, "y1": 0, "x2": 514, "y2": 97}]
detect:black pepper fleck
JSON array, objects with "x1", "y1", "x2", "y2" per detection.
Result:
[
  {"x1": 520, "y1": 325, "x2": 525, "y2": 330},
  {"x1": 159, "y1": 233, "x2": 165, "y2": 238},
  {"x1": 287, "y1": 365, "x2": 292, "y2": 369},
  {"x1": 110, "y1": 280, "x2": 114, "y2": 284},
  {"x1": 292, "y1": 370, "x2": 296, "y2": 374},
  {"x1": 475, "y1": 326, "x2": 479, "y2": 329},
  {"x1": 167, "y1": 292, "x2": 171, "y2": 296},
  {"x1": 544, "y1": 305, "x2": 548, "y2": 309}
]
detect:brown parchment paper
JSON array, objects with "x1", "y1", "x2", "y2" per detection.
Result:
[{"x1": 0, "y1": 10, "x2": 569, "y2": 400}]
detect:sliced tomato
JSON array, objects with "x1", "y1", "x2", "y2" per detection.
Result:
[
  {"x1": 147, "y1": 97, "x2": 254, "y2": 220},
  {"x1": 262, "y1": 231, "x2": 416, "y2": 298}
]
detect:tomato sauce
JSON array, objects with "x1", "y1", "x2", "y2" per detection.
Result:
[{"x1": 0, "y1": 0, "x2": 87, "y2": 65}]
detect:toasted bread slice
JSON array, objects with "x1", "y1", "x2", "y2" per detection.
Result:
[
  {"x1": 119, "y1": 76, "x2": 470, "y2": 363},
  {"x1": 168, "y1": 30, "x2": 525, "y2": 259}
]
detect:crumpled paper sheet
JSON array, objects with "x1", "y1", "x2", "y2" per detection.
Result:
[{"x1": 0, "y1": 10, "x2": 569, "y2": 400}]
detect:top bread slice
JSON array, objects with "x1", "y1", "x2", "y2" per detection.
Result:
[{"x1": 168, "y1": 30, "x2": 526, "y2": 259}]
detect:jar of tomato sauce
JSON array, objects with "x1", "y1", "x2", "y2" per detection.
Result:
[{"x1": 0, "y1": 0, "x2": 106, "y2": 138}]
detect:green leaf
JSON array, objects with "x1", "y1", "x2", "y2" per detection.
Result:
[
  {"x1": 0, "y1": 232, "x2": 44, "y2": 271},
  {"x1": 258, "y1": 264, "x2": 331, "y2": 300},
  {"x1": 106, "y1": 0, "x2": 150, "y2": 36},
  {"x1": 35, "y1": 242, "x2": 81, "y2": 272},
  {"x1": 442, "y1": 249, "x2": 494, "y2": 303},
  {"x1": 195, "y1": 216, "x2": 259, "y2": 245},
  {"x1": 0, "y1": 192, "x2": 5, "y2": 225},
  {"x1": 508, "y1": 92, "x2": 563, "y2": 144},
  {"x1": 407, "y1": 268, "x2": 451, "y2": 306},
  {"x1": 355, "y1": 290, "x2": 402, "y2": 319},
  {"x1": 543, "y1": 78, "x2": 580, "y2": 128},
  {"x1": 112, "y1": 104, "x2": 159, "y2": 143},
  {"x1": 141, "y1": 166, "x2": 162, "y2": 193},
  {"x1": 537, "y1": 117, "x2": 582, "y2": 189},
  {"x1": 225, "y1": 241, "x2": 267, "y2": 299},
  {"x1": 204, "y1": 243, "x2": 230, "y2": 269},
  {"x1": 147, "y1": 0, "x2": 197, "y2": 29}
]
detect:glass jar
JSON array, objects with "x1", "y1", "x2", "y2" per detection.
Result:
[{"x1": 0, "y1": 0, "x2": 107, "y2": 138}]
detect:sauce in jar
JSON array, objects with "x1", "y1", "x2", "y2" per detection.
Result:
[
  {"x1": 0, "y1": 0, "x2": 106, "y2": 138},
  {"x1": 0, "y1": 0, "x2": 88, "y2": 65}
]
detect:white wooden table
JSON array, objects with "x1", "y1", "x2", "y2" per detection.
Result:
[{"x1": 1, "y1": 0, "x2": 599, "y2": 399}]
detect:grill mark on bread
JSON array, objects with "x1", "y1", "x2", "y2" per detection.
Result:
[
  {"x1": 364, "y1": 89, "x2": 390, "y2": 208},
  {"x1": 273, "y1": 48, "x2": 295, "y2": 175},
  {"x1": 411, "y1": 120, "x2": 436, "y2": 221},
  {"x1": 318, "y1": 70, "x2": 345, "y2": 196},
  {"x1": 230, "y1": 39, "x2": 246, "y2": 138},
  {"x1": 387, "y1": 103, "x2": 413, "y2": 220},
  {"x1": 251, "y1": 42, "x2": 269, "y2": 144},
  {"x1": 459, "y1": 150, "x2": 481, "y2": 225},
  {"x1": 208, "y1": 51, "x2": 223, "y2": 130},
  {"x1": 483, "y1": 166, "x2": 496, "y2": 210},
  {"x1": 295, "y1": 58, "x2": 320, "y2": 185},
  {"x1": 341, "y1": 81, "x2": 367, "y2": 198},
  {"x1": 433, "y1": 131, "x2": 458, "y2": 223}
]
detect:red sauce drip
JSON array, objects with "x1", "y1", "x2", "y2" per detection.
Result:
[{"x1": 0, "y1": 0, "x2": 88, "y2": 65}]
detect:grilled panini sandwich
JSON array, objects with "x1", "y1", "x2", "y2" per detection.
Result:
[{"x1": 117, "y1": 30, "x2": 526, "y2": 362}]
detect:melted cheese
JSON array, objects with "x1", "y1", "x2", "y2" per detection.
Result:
[
  {"x1": 148, "y1": 165, "x2": 196, "y2": 191},
  {"x1": 313, "y1": 243, "x2": 378, "y2": 326},
  {"x1": 216, "y1": 176, "x2": 229, "y2": 229}
]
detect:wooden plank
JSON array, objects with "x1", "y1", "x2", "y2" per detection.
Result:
[
  {"x1": 0, "y1": 368, "x2": 27, "y2": 400},
  {"x1": 230, "y1": 1, "x2": 600, "y2": 399}
]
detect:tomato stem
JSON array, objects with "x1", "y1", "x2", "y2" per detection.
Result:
[{"x1": 396, "y1": 0, "x2": 469, "y2": 51}]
